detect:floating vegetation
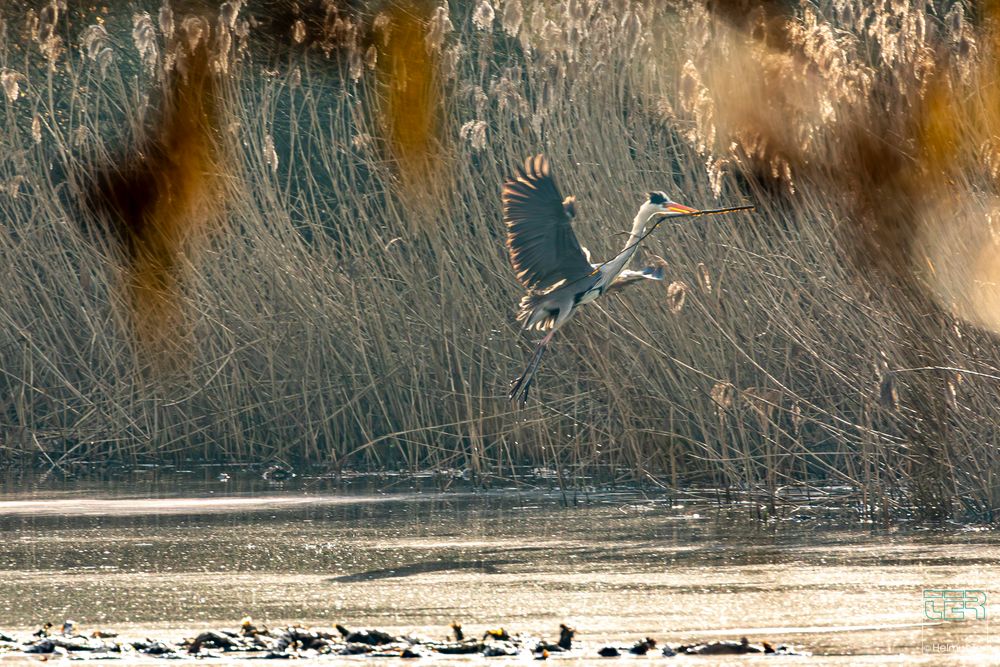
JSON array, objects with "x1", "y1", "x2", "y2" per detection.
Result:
[{"x1": 0, "y1": 619, "x2": 806, "y2": 660}]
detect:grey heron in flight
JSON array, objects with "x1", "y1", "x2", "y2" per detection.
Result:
[{"x1": 503, "y1": 154, "x2": 737, "y2": 407}]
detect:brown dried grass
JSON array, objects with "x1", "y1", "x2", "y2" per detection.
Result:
[{"x1": 1, "y1": 0, "x2": 999, "y2": 521}]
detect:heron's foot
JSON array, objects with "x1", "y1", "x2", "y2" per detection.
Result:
[
  {"x1": 509, "y1": 339, "x2": 548, "y2": 408},
  {"x1": 509, "y1": 372, "x2": 534, "y2": 408},
  {"x1": 508, "y1": 362, "x2": 532, "y2": 405}
]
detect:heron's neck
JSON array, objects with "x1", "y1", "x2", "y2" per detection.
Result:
[
  {"x1": 625, "y1": 209, "x2": 655, "y2": 248},
  {"x1": 603, "y1": 209, "x2": 658, "y2": 280}
]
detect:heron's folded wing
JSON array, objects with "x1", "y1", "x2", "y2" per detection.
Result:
[{"x1": 503, "y1": 155, "x2": 594, "y2": 291}]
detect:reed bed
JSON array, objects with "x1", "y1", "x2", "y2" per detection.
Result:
[{"x1": 1, "y1": 0, "x2": 999, "y2": 521}]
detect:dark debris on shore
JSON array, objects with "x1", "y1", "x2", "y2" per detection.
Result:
[{"x1": 0, "y1": 617, "x2": 808, "y2": 660}]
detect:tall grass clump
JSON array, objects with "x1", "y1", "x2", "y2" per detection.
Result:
[{"x1": 1, "y1": 0, "x2": 999, "y2": 521}]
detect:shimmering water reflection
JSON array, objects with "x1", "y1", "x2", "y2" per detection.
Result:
[{"x1": 0, "y1": 470, "x2": 996, "y2": 664}]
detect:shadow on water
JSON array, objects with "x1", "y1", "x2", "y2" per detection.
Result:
[{"x1": 328, "y1": 559, "x2": 520, "y2": 583}]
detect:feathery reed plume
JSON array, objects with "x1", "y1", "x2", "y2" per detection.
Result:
[
  {"x1": 81, "y1": 24, "x2": 114, "y2": 78},
  {"x1": 0, "y1": 69, "x2": 21, "y2": 102},
  {"x1": 666, "y1": 281, "x2": 687, "y2": 313}
]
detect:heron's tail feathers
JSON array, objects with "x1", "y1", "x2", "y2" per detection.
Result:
[{"x1": 516, "y1": 292, "x2": 557, "y2": 331}]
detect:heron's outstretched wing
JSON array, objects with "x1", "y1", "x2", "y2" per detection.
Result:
[
  {"x1": 503, "y1": 155, "x2": 594, "y2": 291},
  {"x1": 605, "y1": 256, "x2": 669, "y2": 293}
]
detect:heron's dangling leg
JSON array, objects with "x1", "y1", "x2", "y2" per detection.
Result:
[{"x1": 509, "y1": 329, "x2": 556, "y2": 408}]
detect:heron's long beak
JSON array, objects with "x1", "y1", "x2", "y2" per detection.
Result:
[
  {"x1": 666, "y1": 202, "x2": 698, "y2": 214},
  {"x1": 654, "y1": 203, "x2": 755, "y2": 222}
]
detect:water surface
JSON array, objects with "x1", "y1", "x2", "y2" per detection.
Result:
[{"x1": 0, "y1": 469, "x2": 996, "y2": 664}]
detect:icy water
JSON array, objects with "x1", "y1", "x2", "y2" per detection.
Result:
[{"x1": 0, "y1": 469, "x2": 997, "y2": 664}]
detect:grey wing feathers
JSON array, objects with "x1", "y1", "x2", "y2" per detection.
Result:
[
  {"x1": 503, "y1": 155, "x2": 594, "y2": 290},
  {"x1": 606, "y1": 256, "x2": 669, "y2": 293}
]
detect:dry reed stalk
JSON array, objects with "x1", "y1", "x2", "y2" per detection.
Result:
[{"x1": 0, "y1": 1, "x2": 998, "y2": 520}]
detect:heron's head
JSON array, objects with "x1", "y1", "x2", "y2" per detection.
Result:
[{"x1": 647, "y1": 191, "x2": 698, "y2": 217}]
